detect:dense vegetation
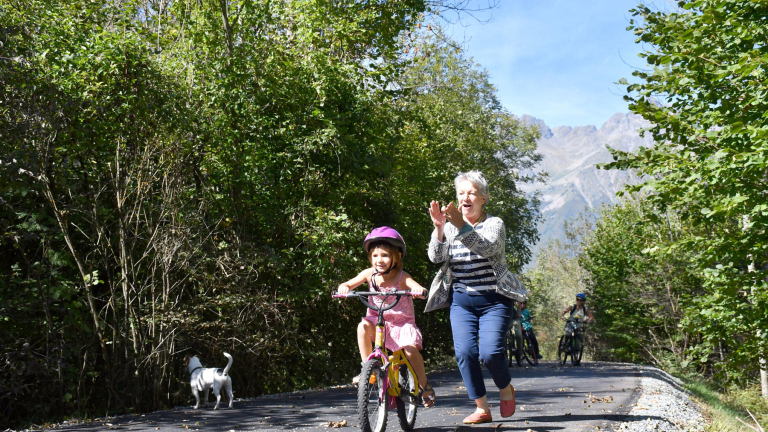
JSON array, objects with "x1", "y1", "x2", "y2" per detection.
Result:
[
  {"x1": 526, "y1": 0, "x2": 768, "y2": 428},
  {"x1": 8, "y1": 0, "x2": 767, "y2": 429},
  {"x1": 610, "y1": 0, "x2": 768, "y2": 386},
  {"x1": 0, "y1": 0, "x2": 541, "y2": 428}
]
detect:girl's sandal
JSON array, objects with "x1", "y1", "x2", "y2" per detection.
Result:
[{"x1": 421, "y1": 382, "x2": 436, "y2": 408}]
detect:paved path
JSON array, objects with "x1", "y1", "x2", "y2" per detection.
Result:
[{"x1": 52, "y1": 362, "x2": 656, "y2": 432}]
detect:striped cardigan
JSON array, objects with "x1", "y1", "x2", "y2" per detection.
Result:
[{"x1": 424, "y1": 215, "x2": 527, "y2": 312}]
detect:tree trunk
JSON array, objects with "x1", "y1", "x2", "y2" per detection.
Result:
[
  {"x1": 744, "y1": 216, "x2": 767, "y2": 398},
  {"x1": 219, "y1": 0, "x2": 233, "y2": 57},
  {"x1": 42, "y1": 176, "x2": 110, "y2": 364}
]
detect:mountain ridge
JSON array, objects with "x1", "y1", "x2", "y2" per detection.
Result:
[{"x1": 520, "y1": 112, "x2": 654, "y2": 263}]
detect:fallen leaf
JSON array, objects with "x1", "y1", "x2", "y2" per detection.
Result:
[{"x1": 326, "y1": 420, "x2": 348, "y2": 428}]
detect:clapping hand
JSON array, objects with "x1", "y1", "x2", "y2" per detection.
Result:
[
  {"x1": 442, "y1": 202, "x2": 464, "y2": 228},
  {"x1": 429, "y1": 200, "x2": 446, "y2": 229}
]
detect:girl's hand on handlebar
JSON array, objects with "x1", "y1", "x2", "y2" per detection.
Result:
[
  {"x1": 410, "y1": 286, "x2": 426, "y2": 299},
  {"x1": 338, "y1": 283, "x2": 352, "y2": 295}
]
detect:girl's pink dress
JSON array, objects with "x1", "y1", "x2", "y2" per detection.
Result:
[{"x1": 363, "y1": 271, "x2": 423, "y2": 352}]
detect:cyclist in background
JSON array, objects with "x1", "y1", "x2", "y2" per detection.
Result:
[
  {"x1": 517, "y1": 301, "x2": 542, "y2": 359},
  {"x1": 561, "y1": 293, "x2": 595, "y2": 325}
]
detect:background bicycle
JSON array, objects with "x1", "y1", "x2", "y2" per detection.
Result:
[
  {"x1": 506, "y1": 316, "x2": 523, "y2": 367},
  {"x1": 557, "y1": 318, "x2": 586, "y2": 366},
  {"x1": 519, "y1": 316, "x2": 539, "y2": 366}
]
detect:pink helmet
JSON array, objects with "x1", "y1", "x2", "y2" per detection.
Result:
[{"x1": 364, "y1": 226, "x2": 406, "y2": 256}]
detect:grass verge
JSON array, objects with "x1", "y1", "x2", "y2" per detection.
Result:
[{"x1": 678, "y1": 376, "x2": 767, "y2": 432}]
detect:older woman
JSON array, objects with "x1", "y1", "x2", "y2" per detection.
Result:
[{"x1": 426, "y1": 170, "x2": 527, "y2": 424}]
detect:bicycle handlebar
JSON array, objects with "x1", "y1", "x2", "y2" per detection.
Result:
[
  {"x1": 564, "y1": 318, "x2": 590, "y2": 330},
  {"x1": 332, "y1": 290, "x2": 415, "y2": 298},
  {"x1": 333, "y1": 290, "x2": 416, "y2": 313}
]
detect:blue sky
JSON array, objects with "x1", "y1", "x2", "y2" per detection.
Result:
[{"x1": 443, "y1": 0, "x2": 646, "y2": 129}]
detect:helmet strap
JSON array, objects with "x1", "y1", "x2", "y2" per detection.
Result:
[{"x1": 380, "y1": 261, "x2": 398, "y2": 275}]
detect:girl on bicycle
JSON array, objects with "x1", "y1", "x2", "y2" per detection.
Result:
[
  {"x1": 337, "y1": 226, "x2": 436, "y2": 407},
  {"x1": 517, "y1": 301, "x2": 542, "y2": 359}
]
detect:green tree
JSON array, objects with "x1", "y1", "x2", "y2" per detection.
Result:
[
  {"x1": 0, "y1": 0, "x2": 542, "y2": 428},
  {"x1": 579, "y1": 198, "x2": 703, "y2": 366},
  {"x1": 609, "y1": 0, "x2": 768, "y2": 388},
  {"x1": 394, "y1": 26, "x2": 542, "y2": 272},
  {"x1": 524, "y1": 213, "x2": 593, "y2": 359}
]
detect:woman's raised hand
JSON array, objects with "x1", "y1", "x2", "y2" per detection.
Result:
[
  {"x1": 442, "y1": 202, "x2": 464, "y2": 228},
  {"x1": 429, "y1": 200, "x2": 446, "y2": 228}
]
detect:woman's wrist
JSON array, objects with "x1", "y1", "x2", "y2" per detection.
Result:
[{"x1": 433, "y1": 226, "x2": 445, "y2": 243}]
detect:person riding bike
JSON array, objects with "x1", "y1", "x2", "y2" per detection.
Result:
[
  {"x1": 516, "y1": 301, "x2": 541, "y2": 359},
  {"x1": 560, "y1": 293, "x2": 595, "y2": 327},
  {"x1": 337, "y1": 226, "x2": 436, "y2": 407}
]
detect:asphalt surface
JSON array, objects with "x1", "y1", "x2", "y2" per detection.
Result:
[{"x1": 51, "y1": 362, "x2": 652, "y2": 432}]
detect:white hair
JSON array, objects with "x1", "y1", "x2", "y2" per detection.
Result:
[{"x1": 454, "y1": 171, "x2": 489, "y2": 199}]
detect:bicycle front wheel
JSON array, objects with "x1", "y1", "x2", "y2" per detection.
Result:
[
  {"x1": 571, "y1": 334, "x2": 583, "y2": 366},
  {"x1": 557, "y1": 336, "x2": 567, "y2": 365},
  {"x1": 357, "y1": 359, "x2": 387, "y2": 432},
  {"x1": 520, "y1": 334, "x2": 530, "y2": 365},
  {"x1": 506, "y1": 327, "x2": 516, "y2": 367},
  {"x1": 395, "y1": 365, "x2": 418, "y2": 431}
]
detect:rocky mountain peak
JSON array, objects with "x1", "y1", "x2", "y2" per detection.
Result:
[
  {"x1": 521, "y1": 114, "x2": 553, "y2": 139},
  {"x1": 520, "y1": 113, "x2": 654, "y2": 264}
]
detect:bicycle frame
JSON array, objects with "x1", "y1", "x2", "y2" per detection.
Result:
[
  {"x1": 564, "y1": 318, "x2": 586, "y2": 337},
  {"x1": 335, "y1": 291, "x2": 420, "y2": 409}
]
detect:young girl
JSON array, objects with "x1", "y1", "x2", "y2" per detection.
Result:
[
  {"x1": 517, "y1": 300, "x2": 541, "y2": 359},
  {"x1": 337, "y1": 226, "x2": 436, "y2": 407}
]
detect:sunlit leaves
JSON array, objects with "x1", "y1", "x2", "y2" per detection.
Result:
[{"x1": 603, "y1": 0, "x2": 768, "y2": 380}]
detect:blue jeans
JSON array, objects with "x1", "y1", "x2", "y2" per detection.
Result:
[{"x1": 450, "y1": 290, "x2": 513, "y2": 400}]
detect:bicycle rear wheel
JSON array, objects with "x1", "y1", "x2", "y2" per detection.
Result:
[
  {"x1": 395, "y1": 365, "x2": 418, "y2": 431},
  {"x1": 523, "y1": 335, "x2": 537, "y2": 366},
  {"x1": 357, "y1": 359, "x2": 387, "y2": 432}
]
